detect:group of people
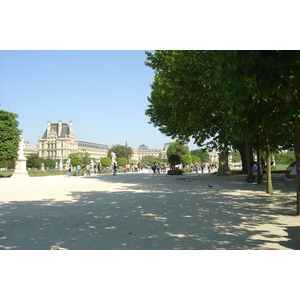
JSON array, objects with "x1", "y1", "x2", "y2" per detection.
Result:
[
  {"x1": 70, "y1": 163, "x2": 102, "y2": 177},
  {"x1": 194, "y1": 162, "x2": 216, "y2": 173},
  {"x1": 69, "y1": 161, "x2": 216, "y2": 177},
  {"x1": 151, "y1": 162, "x2": 167, "y2": 174}
]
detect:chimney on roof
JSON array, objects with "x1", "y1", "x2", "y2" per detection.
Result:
[
  {"x1": 69, "y1": 121, "x2": 73, "y2": 134},
  {"x1": 58, "y1": 120, "x2": 62, "y2": 137},
  {"x1": 47, "y1": 121, "x2": 51, "y2": 138}
]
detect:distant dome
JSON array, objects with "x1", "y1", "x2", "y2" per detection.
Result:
[{"x1": 138, "y1": 144, "x2": 149, "y2": 150}]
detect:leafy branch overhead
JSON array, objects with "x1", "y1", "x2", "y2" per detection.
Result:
[{"x1": 145, "y1": 50, "x2": 300, "y2": 214}]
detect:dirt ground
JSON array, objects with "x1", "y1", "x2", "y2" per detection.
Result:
[{"x1": 0, "y1": 171, "x2": 299, "y2": 250}]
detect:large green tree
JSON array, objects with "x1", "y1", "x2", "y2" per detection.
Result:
[
  {"x1": 145, "y1": 51, "x2": 226, "y2": 149},
  {"x1": 141, "y1": 155, "x2": 160, "y2": 165},
  {"x1": 166, "y1": 141, "x2": 190, "y2": 158},
  {"x1": 43, "y1": 158, "x2": 57, "y2": 169},
  {"x1": 218, "y1": 50, "x2": 300, "y2": 213},
  {"x1": 0, "y1": 110, "x2": 22, "y2": 162},
  {"x1": 26, "y1": 154, "x2": 43, "y2": 169},
  {"x1": 68, "y1": 151, "x2": 91, "y2": 167},
  {"x1": 108, "y1": 144, "x2": 133, "y2": 161},
  {"x1": 190, "y1": 149, "x2": 210, "y2": 162}
]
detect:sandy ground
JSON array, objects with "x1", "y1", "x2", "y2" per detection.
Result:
[{"x1": 0, "y1": 171, "x2": 299, "y2": 250}]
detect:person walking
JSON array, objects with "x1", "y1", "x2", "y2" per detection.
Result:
[
  {"x1": 76, "y1": 165, "x2": 81, "y2": 176},
  {"x1": 86, "y1": 164, "x2": 91, "y2": 176},
  {"x1": 68, "y1": 164, "x2": 72, "y2": 177},
  {"x1": 152, "y1": 163, "x2": 156, "y2": 174},
  {"x1": 113, "y1": 163, "x2": 117, "y2": 176}
]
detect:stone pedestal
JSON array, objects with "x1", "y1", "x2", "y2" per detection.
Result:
[
  {"x1": 217, "y1": 152, "x2": 231, "y2": 176},
  {"x1": 59, "y1": 158, "x2": 63, "y2": 170},
  {"x1": 41, "y1": 163, "x2": 45, "y2": 171},
  {"x1": 11, "y1": 136, "x2": 30, "y2": 178},
  {"x1": 11, "y1": 158, "x2": 29, "y2": 178}
]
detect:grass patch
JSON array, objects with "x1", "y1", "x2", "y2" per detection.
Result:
[
  {"x1": 0, "y1": 170, "x2": 68, "y2": 177},
  {"x1": 29, "y1": 170, "x2": 68, "y2": 176}
]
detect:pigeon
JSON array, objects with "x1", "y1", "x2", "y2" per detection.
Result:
[{"x1": 208, "y1": 184, "x2": 213, "y2": 188}]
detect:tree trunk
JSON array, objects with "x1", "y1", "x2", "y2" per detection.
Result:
[
  {"x1": 265, "y1": 135, "x2": 273, "y2": 194},
  {"x1": 256, "y1": 137, "x2": 261, "y2": 184},
  {"x1": 238, "y1": 146, "x2": 248, "y2": 174},
  {"x1": 246, "y1": 142, "x2": 253, "y2": 178},
  {"x1": 294, "y1": 119, "x2": 300, "y2": 215}
]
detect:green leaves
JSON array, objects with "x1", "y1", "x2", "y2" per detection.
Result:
[
  {"x1": 0, "y1": 110, "x2": 22, "y2": 162},
  {"x1": 145, "y1": 50, "x2": 224, "y2": 148},
  {"x1": 108, "y1": 144, "x2": 133, "y2": 161}
]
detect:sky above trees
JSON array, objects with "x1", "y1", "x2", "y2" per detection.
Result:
[{"x1": 0, "y1": 50, "x2": 198, "y2": 150}]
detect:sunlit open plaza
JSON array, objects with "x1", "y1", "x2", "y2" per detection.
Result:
[{"x1": 1, "y1": 172, "x2": 299, "y2": 250}]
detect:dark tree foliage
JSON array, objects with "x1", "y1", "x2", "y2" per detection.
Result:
[{"x1": 0, "y1": 110, "x2": 22, "y2": 162}]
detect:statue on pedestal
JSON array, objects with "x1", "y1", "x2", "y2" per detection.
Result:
[
  {"x1": 59, "y1": 157, "x2": 63, "y2": 170},
  {"x1": 11, "y1": 136, "x2": 29, "y2": 178}
]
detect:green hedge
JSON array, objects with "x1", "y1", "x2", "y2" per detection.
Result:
[
  {"x1": 168, "y1": 169, "x2": 183, "y2": 175},
  {"x1": 182, "y1": 168, "x2": 194, "y2": 173}
]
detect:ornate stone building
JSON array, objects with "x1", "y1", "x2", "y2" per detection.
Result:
[
  {"x1": 38, "y1": 121, "x2": 108, "y2": 160},
  {"x1": 23, "y1": 141, "x2": 38, "y2": 156},
  {"x1": 131, "y1": 143, "x2": 170, "y2": 162}
]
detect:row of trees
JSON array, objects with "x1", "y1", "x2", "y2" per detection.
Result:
[{"x1": 145, "y1": 50, "x2": 300, "y2": 214}]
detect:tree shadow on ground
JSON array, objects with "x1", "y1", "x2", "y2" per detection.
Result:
[{"x1": 1, "y1": 173, "x2": 298, "y2": 250}]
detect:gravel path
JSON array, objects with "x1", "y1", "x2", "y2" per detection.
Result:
[{"x1": 0, "y1": 172, "x2": 299, "y2": 250}]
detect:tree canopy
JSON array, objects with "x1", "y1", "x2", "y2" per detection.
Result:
[
  {"x1": 145, "y1": 50, "x2": 227, "y2": 150},
  {"x1": 0, "y1": 110, "x2": 22, "y2": 162},
  {"x1": 108, "y1": 144, "x2": 133, "y2": 161},
  {"x1": 145, "y1": 50, "x2": 300, "y2": 214},
  {"x1": 166, "y1": 141, "x2": 190, "y2": 158},
  {"x1": 190, "y1": 149, "x2": 210, "y2": 162}
]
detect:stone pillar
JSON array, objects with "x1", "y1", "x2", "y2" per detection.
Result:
[
  {"x1": 217, "y1": 151, "x2": 231, "y2": 176},
  {"x1": 11, "y1": 137, "x2": 30, "y2": 178}
]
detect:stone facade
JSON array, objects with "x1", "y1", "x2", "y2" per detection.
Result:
[
  {"x1": 36, "y1": 121, "x2": 222, "y2": 165},
  {"x1": 38, "y1": 121, "x2": 108, "y2": 160},
  {"x1": 23, "y1": 141, "x2": 38, "y2": 156},
  {"x1": 131, "y1": 143, "x2": 170, "y2": 162}
]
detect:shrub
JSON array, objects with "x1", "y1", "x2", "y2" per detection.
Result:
[
  {"x1": 182, "y1": 167, "x2": 194, "y2": 173},
  {"x1": 118, "y1": 158, "x2": 127, "y2": 166},
  {"x1": 181, "y1": 155, "x2": 192, "y2": 166},
  {"x1": 168, "y1": 169, "x2": 183, "y2": 175},
  {"x1": 168, "y1": 154, "x2": 181, "y2": 168},
  {"x1": 101, "y1": 157, "x2": 112, "y2": 168}
]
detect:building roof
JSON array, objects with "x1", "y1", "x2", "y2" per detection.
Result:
[
  {"x1": 79, "y1": 141, "x2": 108, "y2": 150},
  {"x1": 138, "y1": 144, "x2": 149, "y2": 150},
  {"x1": 41, "y1": 122, "x2": 70, "y2": 139}
]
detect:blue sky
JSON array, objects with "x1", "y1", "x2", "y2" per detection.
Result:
[{"x1": 0, "y1": 50, "x2": 199, "y2": 150}]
